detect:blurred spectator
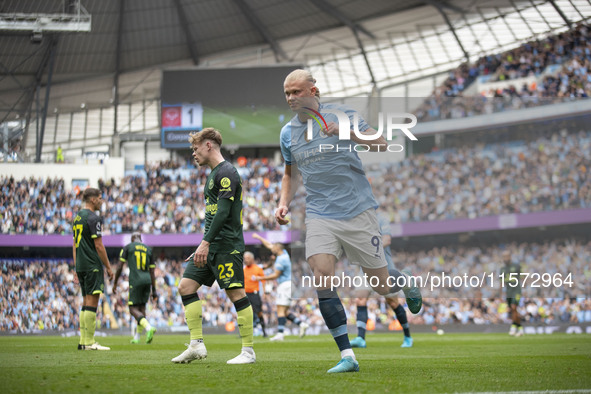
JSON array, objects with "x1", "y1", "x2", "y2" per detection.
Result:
[
  {"x1": 0, "y1": 157, "x2": 284, "y2": 235},
  {"x1": 1, "y1": 131, "x2": 589, "y2": 234},
  {"x1": 2, "y1": 237, "x2": 589, "y2": 332},
  {"x1": 417, "y1": 23, "x2": 591, "y2": 122}
]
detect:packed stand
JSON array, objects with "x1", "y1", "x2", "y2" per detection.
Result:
[
  {"x1": 369, "y1": 131, "x2": 591, "y2": 223},
  {"x1": 0, "y1": 157, "x2": 284, "y2": 235},
  {"x1": 1, "y1": 131, "x2": 589, "y2": 234},
  {"x1": 416, "y1": 23, "x2": 591, "y2": 121},
  {"x1": 2, "y1": 237, "x2": 589, "y2": 333}
]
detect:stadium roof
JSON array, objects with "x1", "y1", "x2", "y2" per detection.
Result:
[{"x1": 0, "y1": 0, "x2": 588, "y2": 161}]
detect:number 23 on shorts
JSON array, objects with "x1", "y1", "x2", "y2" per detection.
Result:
[{"x1": 218, "y1": 263, "x2": 235, "y2": 279}]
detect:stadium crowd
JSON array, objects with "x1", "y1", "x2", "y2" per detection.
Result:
[
  {"x1": 0, "y1": 157, "x2": 284, "y2": 235},
  {"x1": 1, "y1": 238, "x2": 589, "y2": 334},
  {"x1": 416, "y1": 23, "x2": 591, "y2": 121},
  {"x1": 370, "y1": 130, "x2": 591, "y2": 223},
  {"x1": 1, "y1": 130, "x2": 589, "y2": 235}
]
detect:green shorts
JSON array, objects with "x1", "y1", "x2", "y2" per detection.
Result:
[
  {"x1": 129, "y1": 282, "x2": 151, "y2": 306},
  {"x1": 507, "y1": 294, "x2": 521, "y2": 307},
  {"x1": 77, "y1": 269, "x2": 104, "y2": 297},
  {"x1": 183, "y1": 251, "x2": 244, "y2": 290}
]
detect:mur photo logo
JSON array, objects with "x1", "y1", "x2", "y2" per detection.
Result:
[{"x1": 303, "y1": 106, "x2": 418, "y2": 153}]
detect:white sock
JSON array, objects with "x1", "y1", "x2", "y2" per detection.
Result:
[
  {"x1": 242, "y1": 346, "x2": 254, "y2": 354},
  {"x1": 341, "y1": 349, "x2": 355, "y2": 360},
  {"x1": 190, "y1": 339, "x2": 203, "y2": 346},
  {"x1": 131, "y1": 321, "x2": 140, "y2": 340}
]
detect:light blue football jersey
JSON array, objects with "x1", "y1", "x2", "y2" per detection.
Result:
[
  {"x1": 280, "y1": 103, "x2": 378, "y2": 219},
  {"x1": 274, "y1": 250, "x2": 292, "y2": 284}
]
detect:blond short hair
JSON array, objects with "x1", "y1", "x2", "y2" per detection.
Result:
[
  {"x1": 284, "y1": 69, "x2": 320, "y2": 98},
  {"x1": 188, "y1": 127, "x2": 222, "y2": 147}
]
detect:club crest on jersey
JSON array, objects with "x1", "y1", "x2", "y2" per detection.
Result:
[
  {"x1": 208, "y1": 179, "x2": 214, "y2": 189},
  {"x1": 220, "y1": 177, "x2": 231, "y2": 188}
]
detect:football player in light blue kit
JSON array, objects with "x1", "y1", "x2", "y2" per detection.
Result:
[
  {"x1": 275, "y1": 69, "x2": 422, "y2": 373},
  {"x1": 252, "y1": 233, "x2": 309, "y2": 341},
  {"x1": 350, "y1": 208, "x2": 413, "y2": 349}
]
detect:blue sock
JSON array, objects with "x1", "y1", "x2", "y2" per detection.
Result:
[
  {"x1": 317, "y1": 289, "x2": 350, "y2": 351},
  {"x1": 394, "y1": 304, "x2": 410, "y2": 337},
  {"x1": 356, "y1": 306, "x2": 368, "y2": 339},
  {"x1": 277, "y1": 316, "x2": 286, "y2": 333},
  {"x1": 286, "y1": 313, "x2": 301, "y2": 325}
]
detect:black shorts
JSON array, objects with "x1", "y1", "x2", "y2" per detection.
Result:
[
  {"x1": 246, "y1": 292, "x2": 262, "y2": 315},
  {"x1": 183, "y1": 251, "x2": 244, "y2": 290},
  {"x1": 129, "y1": 282, "x2": 151, "y2": 306},
  {"x1": 77, "y1": 270, "x2": 104, "y2": 297}
]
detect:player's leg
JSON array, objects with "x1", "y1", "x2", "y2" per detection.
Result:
[
  {"x1": 258, "y1": 310, "x2": 267, "y2": 337},
  {"x1": 285, "y1": 310, "x2": 302, "y2": 326},
  {"x1": 284, "y1": 301, "x2": 309, "y2": 338},
  {"x1": 133, "y1": 284, "x2": 156, "y2": 344},
  {"x1": 386, "y1": 296, "x2": 413, "y2": 347},
  {"x1": 515, "y1": 295, "x2": 524, "y2": 336},
  {"x1": 78, "y1": 305, "x2": 87, "y2": 349},
  {"x1": 510, "y1": 298, "x2": 524, "y2": 336},
  {"x1": 128, "y1": 305, "x2": 144, "y2": 329},
  {"x1": 361, "y1": 265, "x2": 422, "y2": 314},
  {"x1": 306, "y1": 218, "x2": 358, "y2": 372},
  {"x1": 83, "y1": 294, "x2": 99, "y2": 346},
  {"x1": 83, "y1": 293, "x2": 99, "y2": 346},
  {"x1": 339, "y1": 210, "x2": 422, "y2": 313},
  {"x1": 350, "y1": 295, "x2": 369, "y2": 348},
  {"x1": 171, "y1": 276, "x2": 207, "y2": 363},
  {"x1": 309, "y1": 253, "x2": 359, "y2": 373},
  {"x1": 130, "y1": 302, "x2": 155, "y2": 343},
  {"x1": 256, "y1": 295, "x2": 267, "y2": 337},
  {"x1": 270, "y1": 281, "x2": 292, "y2": 341},
  {"x1": 226, "y1": 287, "x2": 256, "y2": 364},
  {"x1": 246, "y1": 292, "x2": 265, "y2": 337},
  {"x1": 271, "y1": 304, "x2": 288, "y2": 341},
  {"x1": 208, "y1": 251, "x2": 254, "y2": 364},
  {"x1": 507, "y1": 298, "x2": 518, "y2": 335},
  {"x1": 292, "y1": 312, "x2": 310, "y2": 339},
  {"x1": 129, "y1": 305, "x2": 142, "y2": 343},
  {"x1": 130, "y1": 317, "x2": 140, "y2": 344},
  {"x1": 83, "y1": 270, "x2": 109, "y2": 350},
  {"x1": 77, "y1": 272, "x2": 86, "y2": 350},
  {"x1": 83, "y1": 293, "x2": 110, "y2": 350}
]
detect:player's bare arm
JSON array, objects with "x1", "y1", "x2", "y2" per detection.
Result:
[
  {"x1": 262, "y1": 255, "x2": 275, "y2": 269},
  {"x1": 253, "y1": 233, "x2": 274, "y2": 251},
  {"x1": 190, "y1": 240, "x2": 210, "y2": 267},
  {"x1": 72, "y1": 239, "x2": 78, "y2": 285},
  {"x1": 256, "y1": 269, "x2": 281, "y2": 282},
  {"x1": 275, "y1": 164, "x2": 292, "y2": 225},
  {"x1": 112, "y1": 262, "x2": 124, "y2": 295}
]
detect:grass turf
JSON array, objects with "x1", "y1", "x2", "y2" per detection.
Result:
[
  {"x1": 0, "y1": 333, "x2": 590, "y2": 393},
  {"x1": 203, "y1": 107, "x2": 287, "y2": 145}
]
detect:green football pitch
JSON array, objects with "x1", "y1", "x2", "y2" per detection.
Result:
[{"x1": 1, "y1": 333, "x2": 590, "y2": 393}]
